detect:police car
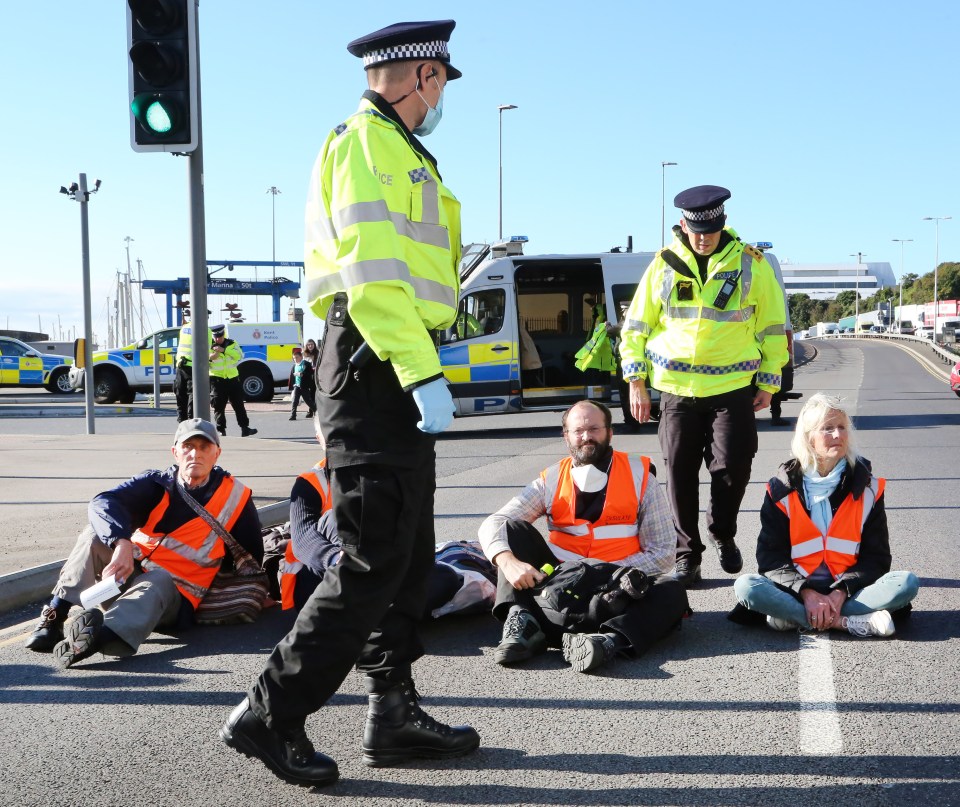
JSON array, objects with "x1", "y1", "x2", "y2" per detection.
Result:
[{"x1": 0, "y1": 336, "x2": 74, "y2": 393}]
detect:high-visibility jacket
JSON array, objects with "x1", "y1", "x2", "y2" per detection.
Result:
[
  {"x1": 575, "y1": 304, "x2": 616, "y2": 372},
  {"x1": 209, "y1": 338, "x2": 243, "y2": 380},
  {"x1": 176, "y1": 324, "x2": 213, "y2": 367},
  {"x1": 280, "y1": 461, "x2": 331, "y2": 610},
  {"x1": 542, "y1": 451, "x2": 651, "y2": 562},
  {"x1": 303, "y1": 93, "x2": 461, "y2": 389},
  {"x1": 772, "y1": 476, "x2": 885, "y2": 580},
  {"x1": 132, "y1": 476, "x2": 252, "y2": 608},
  {"x1": 620, "y1": 227, "x2": 788, "y2": 396}
]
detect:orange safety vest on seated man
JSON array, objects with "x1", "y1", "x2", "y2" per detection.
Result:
[
  {"x1": 542, "y1": 451, "x2": 651, "y2": 562},
  {"x1": 132, "y1": 475, "x2": 252, "y2": 608},
  {"x1": 281, "y1": 461, "x2": 331, "y2": 610},
  {"x1": 772, "y1": 476, "x2": 885, "y2": 580}
]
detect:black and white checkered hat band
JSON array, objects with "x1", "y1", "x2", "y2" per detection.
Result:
[
  {"x1": 362, "y1": 40, "x2": 448, "y2": 67},
  {"x1": 683, "y1": 204, "x2": 725, "y2": 221}
]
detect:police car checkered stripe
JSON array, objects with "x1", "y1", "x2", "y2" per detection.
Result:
[
  {"x1": 755, "y1": 371, "x2": 781, "y2": 386},
  {"x1": 646, "y1": 350, "x2": 761, "y2": 376},
  {"x1": 312, "y1": 200, "x2": 450, "y2": 249},
  {"x1": 305, "y1": 258, "x2": 456, "y2": 309},
  {"x1": 362, "y1": 40, "x2": 449, "y2": 67},
  {"x1": 620, "y1": 318, "x2": 650, "y2": 335}
]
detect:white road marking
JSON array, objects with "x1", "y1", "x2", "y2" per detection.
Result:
[{"x1": 798, "y1": 631, "x2": 843, "y2": 754}]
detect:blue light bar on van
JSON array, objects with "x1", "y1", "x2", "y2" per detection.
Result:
[
  {"x1": 509, "y1": 235, "x2": 529, "y2": 242},
  {"x1": 752, "y1": 241, "x2": 773, "y2": 251}
]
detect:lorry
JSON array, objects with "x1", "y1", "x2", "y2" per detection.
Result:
[
  {"x1": 439, "y1": 238, "x2": 794, "y2": 426},
  {"x1": 807, "y1": 322, "x2": 838, "y2": 337},
  {"x1": 69, "y1": 321, "x2": 301, "y2": 404}
]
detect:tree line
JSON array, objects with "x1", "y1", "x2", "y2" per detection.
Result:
[{"x1": 788, "y1": 262, "x2": 960, "y2": 329}]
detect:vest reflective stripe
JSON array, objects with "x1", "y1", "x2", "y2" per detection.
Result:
[
  {"x1": 280, "y1": 461, "x2": 331, "y2": 610},
  {"x1": 663, "y1": 305, "x2": 756, "y2": 322},
  {"x1": 773, "y1": 476, "x2": 884, "y2": 580},
  {"x1": 315, "y1": 200, "x2": 451, "y2": 250},
  {"x1": 646, "y1": 350, "x2": 762, "y2": 376},
  {"x1": 305, "y1": 258, "x2": 456, "y2": 309},
  {"x1": 542, "y1": 451, "x2": 650, "y2": 562},
  {"x1": 621, "y1": 318, "x2": 651, "y2": 336},
  {"x1": 132, "y1": 476, "x2": 251, "y2": 608}
]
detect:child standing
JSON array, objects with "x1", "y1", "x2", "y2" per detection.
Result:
[{"x1": 288, "y1": 346, "x2": 316, "y2": 420}]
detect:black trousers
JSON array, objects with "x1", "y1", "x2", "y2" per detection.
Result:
[
  {"x1": 210, "y1": 375, "x2": 251, "y2": 431},
  {"x1": 658, "y1": 386, "x2": 758, "y2": 563},
  {"x1": 290, "y1": 385, "x2": 316, "y2": 416},
  {"x1": 174, "y1": 363, "x2": 193, "y2": 422},
  {"x1": 492, "y1": 521, "x2": 688, "y2": 655},
  {"x1": 249, "y1": 459, "x2": 437, "y2": 730}
]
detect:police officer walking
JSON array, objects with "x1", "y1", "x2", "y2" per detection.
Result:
[
  {"x1": 174, "y1": 318, "x2": 209, "y2": 423},
  {"x1": 620, "y1": 186, "x2": 788, "y2": 586},
  {"x1": 220, "y1": 20, "x2": 478, "y2": 787},
  {"x1": 209, "y1": 324, "x2": 257, "y2": 437}
]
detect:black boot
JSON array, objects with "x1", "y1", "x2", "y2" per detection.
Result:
[
  {"x1": 220, "y1": 698, "x2": 339, "y2": 787},
  {"x1": 241, "y1": 426, "x2": 258, "y2": 437},
  {"x1": 361, "y1": 678, "x2": 480, "y2": 767},
  {"x1": 24, "y1": 604, "x2": 67, "y2": 652}
]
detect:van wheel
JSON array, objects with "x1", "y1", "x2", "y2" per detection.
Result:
[
  {"x1": 119, "y1": 389, "x2": 137, "y2": 404},
  {"x1": 94, "y1": 368, "x2": 126, "y2": 404},
  {"x1": 241, "y1": 366, "x2": 274, "y2": 402},
  {"x1": 45, "y1": 367, "x2": 74, "y2": 394}
]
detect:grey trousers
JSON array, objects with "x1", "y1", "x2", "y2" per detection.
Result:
[{"x1": 53, "y1": 526, "x2": 183, "y2": 656}]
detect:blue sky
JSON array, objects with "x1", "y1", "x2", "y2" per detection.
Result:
[{"x1": 3, "y1": 1, "x2": 958, "y2": 343}]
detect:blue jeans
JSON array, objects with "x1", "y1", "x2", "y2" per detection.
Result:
[{"x1": 733, "y1": 571, "x2": 920, "y2": 629}]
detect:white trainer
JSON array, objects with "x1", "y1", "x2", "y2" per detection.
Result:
[{"x1": 844, "y1": 610, "x2": 895, "y2": 638}]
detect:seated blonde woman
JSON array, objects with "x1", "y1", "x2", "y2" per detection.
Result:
[{"x1": 733, "y1": 393, "x2": 919, "y2": 637}]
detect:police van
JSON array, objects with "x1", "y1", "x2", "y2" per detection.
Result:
[
  {"x1": 69, "y1": 321, "x2": 301, "y2": 404},
  {"x1": 0, "y1": 335, "x2": 74, "y2": 393},
  {"x1": 440, "y1": 238, "x2": 794, "y2": 424}
]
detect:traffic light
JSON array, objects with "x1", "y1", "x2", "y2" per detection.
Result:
[{"x1": 127, "y1": 0, "x2": 199, "y2": 153}]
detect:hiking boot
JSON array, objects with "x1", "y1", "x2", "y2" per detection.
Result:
[
  {"x1": 220, "y1": 698, "x2": 339, "y2": 787},
  {"x1": 494, "y1": 609, "x2": 547, "y2": 665},
  {"x1": 670, "y1": 556, "x2": 702, "y2": 587},
  {"x1": 52, "y1": 608, "x2": 103, "y2": 669},
  {"x1": 766, "y1": 615, "x2": 798, "y2": 632},
  {"x1": 561, "y1": 632, "x2": 618, "y2": 673},
  {"x1": 844, "y1": 610, "x2": 895, "y2": 638},
  {"x1": 714, "y1": 539, "x2": 743, "y2": 574},
  {"x1": 241, "y1": 427, "x2": 258, "y2": 437},
  {"x1": 25, "y1": 605, "x2": 65, "y2": 653},
  {"x1": 361, "y1": 679, "x2": 480, "y2": 767}
]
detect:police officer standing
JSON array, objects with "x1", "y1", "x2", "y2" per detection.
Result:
[
  {"x1": 209, "y1": 324, "x2": 257, "y2": 437},
  {"x1": 620, "y1": 186, "x2": 788, "y2": 586},
  {"x1": 220, "y1": 20, "x2": 478, "y2": 787},
  {"x1": 174, "y1": 317, "x2": 209, "y2": 423}
]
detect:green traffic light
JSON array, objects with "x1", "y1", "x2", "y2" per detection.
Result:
[
  {"x1": 144, "y1": 100, "x2": 173, "y2": 133},
  {"x1": 131, "y1": 92, "x2": 181, "y2": 137}
]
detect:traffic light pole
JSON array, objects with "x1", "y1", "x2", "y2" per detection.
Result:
[
  {"x1": 188, "y1": 0, "x2": 210, "y2": 421},
  {"x1": 78, "y1": 174, "x2": 97, "y2": 435}
]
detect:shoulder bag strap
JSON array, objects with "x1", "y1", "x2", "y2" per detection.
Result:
[{"x1": 178, "y1": 483, "x2": 258, "y2": 572}]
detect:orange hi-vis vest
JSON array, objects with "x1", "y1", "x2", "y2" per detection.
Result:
[
  {"x1": 772, "y1": 475, "x2": 885, "y2": 580},
  {"x1": 281, "y1": 461, "x2": 331, "y2": 610},
  {"x1": 132, "y1": 475, "x2": 252, "y2": 608},
  {"x1": 542, "y1": 451, "x2": 651, "y2": 562}
]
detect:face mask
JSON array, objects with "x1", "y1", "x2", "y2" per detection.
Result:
[
  {"x1": 413, "y1": 77, "x2": 443, "y2": 136},
  {"x1": 570, "y1": 462, "x2": 608, "y2": 493}
]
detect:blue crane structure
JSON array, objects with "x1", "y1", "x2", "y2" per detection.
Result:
[{"x1": 141, "y1": 260, "x2": 305, "y2": 326}]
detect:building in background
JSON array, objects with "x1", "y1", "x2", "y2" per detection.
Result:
[{"x1": 778, "y1": 261, "x2": 896, "y2": 300}]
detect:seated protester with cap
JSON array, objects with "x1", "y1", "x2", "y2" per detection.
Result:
[
  {"x1": 730, "y1": 393, "x2": 919, "y2": 637},
  {"x1": 619, "y1": 185, "x2": 789, "y2": 588},
  {"x1": 478, "y1": 400, "x2": 689, "y2": 674},
  {"x1": 25, "y1": 419, "x2": 263, "y2": 669},
  {"x1": 210, "y1": 324, "x2": 257, "y2": 437},
  {"x1": 280, "y1": 412, "x2": 495, "y2": 615}
]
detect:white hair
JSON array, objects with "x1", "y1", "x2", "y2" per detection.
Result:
[{"x1": 790, "y1": 392, "x2": 859, "y2": 473}]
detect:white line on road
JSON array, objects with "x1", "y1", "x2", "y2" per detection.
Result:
[{"x1": 798, "y1": 631, "x2": 843, "y2": 754}]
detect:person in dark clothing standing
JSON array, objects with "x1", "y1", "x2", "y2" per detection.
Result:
[{"x1": 287, "y1": 346, "x2": 316, "y2": 420}]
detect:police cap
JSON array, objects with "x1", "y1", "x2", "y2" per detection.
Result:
[
  {"x1": 674, "y1": 185, "x2": 731, "y2": 233},
  {"x1": 211, "y1": 324, "x2": 226, "y2": 336},
  {"x1": 347, "y1": 20, "x2": 462, "y2": 80}
]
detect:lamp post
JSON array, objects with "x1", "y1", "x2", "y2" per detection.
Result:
[
  {"x1": 267, "y1": 186, "x2": 281, "y2": 321},
  {"x1": 497, "y1": 104, "x2": 517, "y2": 241},
  {"x1": 892, "y1": 238, "x2": 913, "y2": 332},
  {"x1": 661, "y1": 161, "x2": 677, "y2": 248},
  {"x1": 922, "y1": 216, "x2": 951, "y2": 333},
  {"x1": 60, "y1": 174, "x2": 100, "y2": 435},
  {"x1": 848, "y1": 252, "x2": 866, "y2": 332}
]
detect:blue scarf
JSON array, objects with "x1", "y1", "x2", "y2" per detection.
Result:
[{"x1": 802, "y1": 459, "x2": 847, "y2": 535}]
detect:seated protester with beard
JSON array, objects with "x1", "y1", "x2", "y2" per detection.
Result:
[{"x1": 478, "y1": 400, "x2": 689, "y2": 673}]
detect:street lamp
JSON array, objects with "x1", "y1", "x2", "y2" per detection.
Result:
[
  {"x1": 661, "y1": 161, "x2": 677, "y2": 249},
  {"x1": 922, "y1": 216, "x2": 951, "y2": 333},
  {"x1": 497, "y1": 104, "x2": 517, "y2": 241},
  {"x1": 849, "y1": 252, "x2": 866, "y2": 332},
  {"x1": 267, "y1": 186, "x2": 282, "y2": 321},
  {"x1": 891, "y1": 238, "x2": 913, "y2": 332}
]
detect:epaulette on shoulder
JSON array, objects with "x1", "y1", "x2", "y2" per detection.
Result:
[{"x1": 742, "y1": 243, "x2": 764, "y2": 262}]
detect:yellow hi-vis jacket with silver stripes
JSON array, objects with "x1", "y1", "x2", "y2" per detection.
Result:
[
  {"x1": 209, "y1": 339, "x2": 243, "y2": 380},
  {"x1": 619, "y1": 227, "x2": 788, "y2": 397},
  {"x1": 304, "y1": 95, "x2": 461, "y2": 389}
]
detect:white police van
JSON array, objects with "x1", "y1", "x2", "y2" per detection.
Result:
[{"x1": 69, "y1": 322, "x2": 301, "y2": 404}]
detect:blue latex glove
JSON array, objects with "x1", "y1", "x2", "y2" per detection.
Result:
[{"x1": 411, "y1": 378, "x2": 455, "y2": 434}]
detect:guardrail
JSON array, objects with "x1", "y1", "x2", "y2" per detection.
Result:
[{"x1": 808, "y1": 332, "x2": 959, "y2": 370}]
